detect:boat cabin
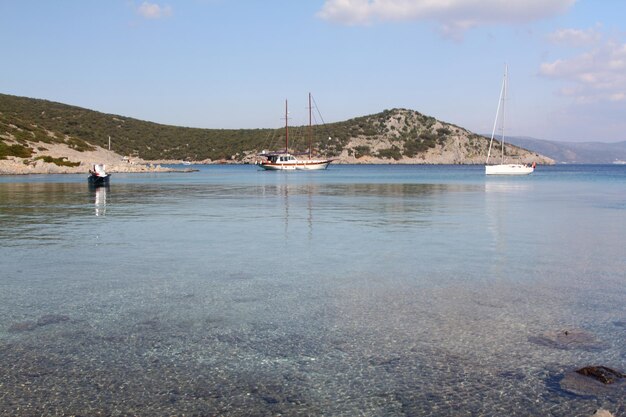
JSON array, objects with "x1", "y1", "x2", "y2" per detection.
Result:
[
  {"x1": 90, "y1": 164, "x2": 108, "y2": 177},
  {"x1": 266, "y1": 154, "x2": 298, "y2": 164}
]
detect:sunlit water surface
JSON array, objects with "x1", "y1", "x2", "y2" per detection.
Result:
[{"x1": 1, "y1": 165, "x2": 625, "y2": 416}]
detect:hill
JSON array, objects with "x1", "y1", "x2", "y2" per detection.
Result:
[
  {"x1": 1, "y1": 93, "x2": 552, "y2": 169},
  {"x1": 503, "y1": 136, "x2": 626, "y2": 164}
]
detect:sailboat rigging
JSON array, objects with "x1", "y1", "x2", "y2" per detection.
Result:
[
  {"x1": 257, "y1": 93, "x2": 333, "y2": 171},
  {"x1": 485, "y1": 65, "x2": 535, "y2": 175}
]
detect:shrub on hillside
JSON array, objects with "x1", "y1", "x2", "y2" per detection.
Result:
[
  {"x1": 34, "y1": 156, "x2": 80, "y2": 167},
  {"x1": 0, "y1": 141, "x2": 33, "y2": 159},
  {"x1": 377, "y1": 146, "x2": 402, "y2": 160},
  {"x1": 352, "y1": 145, "x2": 371, "y2": 158}
]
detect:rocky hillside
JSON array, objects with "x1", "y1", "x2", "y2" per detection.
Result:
[
  {"x1": 1, "y1": 93, "x2": 553, "y2": 169},
  {"x1": 322, "y1": 108, "x2": 551, "y2": 165}
]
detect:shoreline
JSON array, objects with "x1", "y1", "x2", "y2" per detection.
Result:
[
  {"x1": 0, "y1": 142, "x2": 554, "y2": 176},
  {"x1": 0, "y1": 159, "x2": 196, "y2": 176},
  {"x1": 0, "y1": 160, "x2": 558, "y2": 176},
  {"x1": 1, "y1": 139, "x2": 554, "y2": 175},
  {"x1": 0, "y1": 142, "x2": 196, "y2": 176}
]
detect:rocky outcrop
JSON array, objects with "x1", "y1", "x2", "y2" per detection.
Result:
[
  {"x1": 333, "y1": 109, "x2": 553, "y2": 165},
  {"x1": 0, "y1": 142, "x2": 180, "y2": 175}
]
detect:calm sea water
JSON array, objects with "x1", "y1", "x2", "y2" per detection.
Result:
[{"x1": 1, "y1": 164, "x2": 624, "y2": 416}]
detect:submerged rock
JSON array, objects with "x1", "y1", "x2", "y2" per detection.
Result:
[
  {"x1": 576, "y1": 366, "x2": 625, "y2": 384},
  {"x1": 36, "y1": 314, "x2": 70, "y2": 327},
  {"x1": 528, "y1": 328, "x2": 606, "y2": 351},
  {"x1": 559, "y1": 366, "x2": 626, "y2": 397},
  {"x1": 8, "y1": 321, "x2": 38, "y2": 332},
  {"x1": 7, "y1": 314, "x2": 69, "y2": 333}
]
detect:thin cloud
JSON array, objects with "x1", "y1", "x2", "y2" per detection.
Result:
[
  {"x1": 317, "y1": 0, "x2": 576, "y2": 37},
  {"x1": 540, "y1": 35, "x2": 626, "y2": 103},
  {"x1": 137, "y1": 1, "x2": 172, "y2": 19},
  {"x1": 547, "y1": 27, "x2": 601, "y2": 47}
]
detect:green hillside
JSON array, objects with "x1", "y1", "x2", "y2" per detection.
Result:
[
  {"x1": 1, "y1": 93, "x2": 543, "y2": 164},
  {"x1": 0, "y1": 93, "x2": 275, "y2": 161}
]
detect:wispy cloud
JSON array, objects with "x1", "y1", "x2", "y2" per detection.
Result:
[
  {"x1": 316, "y1": 0, "x2": 575, "y2": 37},
  {"x1": 547, "y1": 27, "x2": 601, "y2": 47},
  {"x1": 540, "y1": 30, "x2": 626, "y2": 103},
  {"x1": 136, "y1": 1, "x2": 172, "y2": 19}
]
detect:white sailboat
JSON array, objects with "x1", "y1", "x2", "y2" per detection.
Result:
[
  {"x1": 485, "y1": 65, "x2": 535, "y2": 175},
  {"x1": 258, "y1": 93, "x2": 333, "y2": 171}
]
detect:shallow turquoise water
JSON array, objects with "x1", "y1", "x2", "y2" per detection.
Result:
[{"x1": 1, "y1": 165, "x2": 625, "y2": 416}]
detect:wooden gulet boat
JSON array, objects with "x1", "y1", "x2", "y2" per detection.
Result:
[{"x1": 258, "y1": 94, "x2": 333, "y2": 171}]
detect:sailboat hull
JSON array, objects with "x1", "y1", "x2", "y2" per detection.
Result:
[
  {"x1": 259, "y1": 159, "x2": 331, "y2": 171},
  {"x1": 485, "y1": 164, "x2": 534, "y2": 175}
]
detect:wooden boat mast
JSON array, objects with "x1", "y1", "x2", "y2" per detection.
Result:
[
  {"x1": 308, "y1": 92, "x2": 312, "y2": 159},
  {"x1": 285, "y1": 99, "x2": 289, "y2": 153}
]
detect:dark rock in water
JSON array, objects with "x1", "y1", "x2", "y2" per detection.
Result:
[
  {"x1": 559, "y1": 366, "x2": 626, "y2": 397},
  {"x1": 613, "y1": 320, "x2": 626, "y2": 328},
  {"x1": 8, "y1": 321, "x2": 38, "y2": 332},
  {"x1": 528, "y1": 328, "x2": 606, "y2": 351},
  {"x1": 262, "y1": 396, "x2": 280, "y2": 404},
  {"x1": 7, "y1": 315, "x2": 69, "y2": 332},
  {"x1": 576, "y1": 366, "x2": 625, "y2": 384},
  {"x1": 36, "y1": 314, "x2": 70, "y2": 326}
]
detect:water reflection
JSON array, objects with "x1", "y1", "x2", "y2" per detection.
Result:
[
  {"x1": 250, "y1": 182, "x2": 484, "y2": 245},
  {"x1": 484, "y1": 182, "x2": 531, "y2": 194},
  {"x1": 90, "y1": 184, "x2": 108, "y2": 217},
  {"x1": 0, "y1": 182, "x2": 90, "y2": 244}
]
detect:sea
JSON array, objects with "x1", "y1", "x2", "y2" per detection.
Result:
[{"x1": 0, "y1": 164, "x2": 624, "y2": 417}]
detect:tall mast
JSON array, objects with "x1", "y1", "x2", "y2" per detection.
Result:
[
  {"x1": 486, "y1": 64, "x2": 507, "y2": 165},
  {"x1": 308, "y1": 93, "x2": 312, "y2": 159},
  {"x1": 285, "y1": 99, "x2": 289, "y2": 152},
  {"x1": 500, "y1": 64, "x2": 508, "y2": 163}
]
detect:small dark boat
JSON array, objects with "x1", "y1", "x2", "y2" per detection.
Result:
[{"x1": 88, "y1": 164, "x2": 110, "y2": 185}]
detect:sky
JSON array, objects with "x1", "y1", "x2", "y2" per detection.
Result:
[{"x1": 1, "y1": 0, "x2": 625, "y2": 142}]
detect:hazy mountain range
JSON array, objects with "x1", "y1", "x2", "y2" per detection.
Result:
[{"x1": 502, "y1": 136, "x2": 626, "y2": 164}]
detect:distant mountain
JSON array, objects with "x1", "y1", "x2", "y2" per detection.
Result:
[
  {"x1": 1, "y1": 93, "x2": 552, "y2": 165},
  {"x1": 503, "y1": 136, "x2": 626, "y2": 164}
]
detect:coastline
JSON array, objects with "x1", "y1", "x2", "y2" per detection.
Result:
[
  {"x1": 0, "y1": 142, "x2": 194, "y2": 175},
  {"x1": 0, "y1": 140, "x2": 553, "y2": 176},
  {"x1": 0, "y1": 159, "x2": 193, "y2": 175}
]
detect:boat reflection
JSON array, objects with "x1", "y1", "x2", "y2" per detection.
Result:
[
  {"x1": 90, "y1": 184, "x2": 109, "y2": 216},
  {"x1": 257, "y1": 182, "x2": 479, "y2": 239}
]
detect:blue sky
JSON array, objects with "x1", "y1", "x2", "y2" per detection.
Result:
[{"x1": 1, "y1": 1, "x2": 625, "y2": 142}]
